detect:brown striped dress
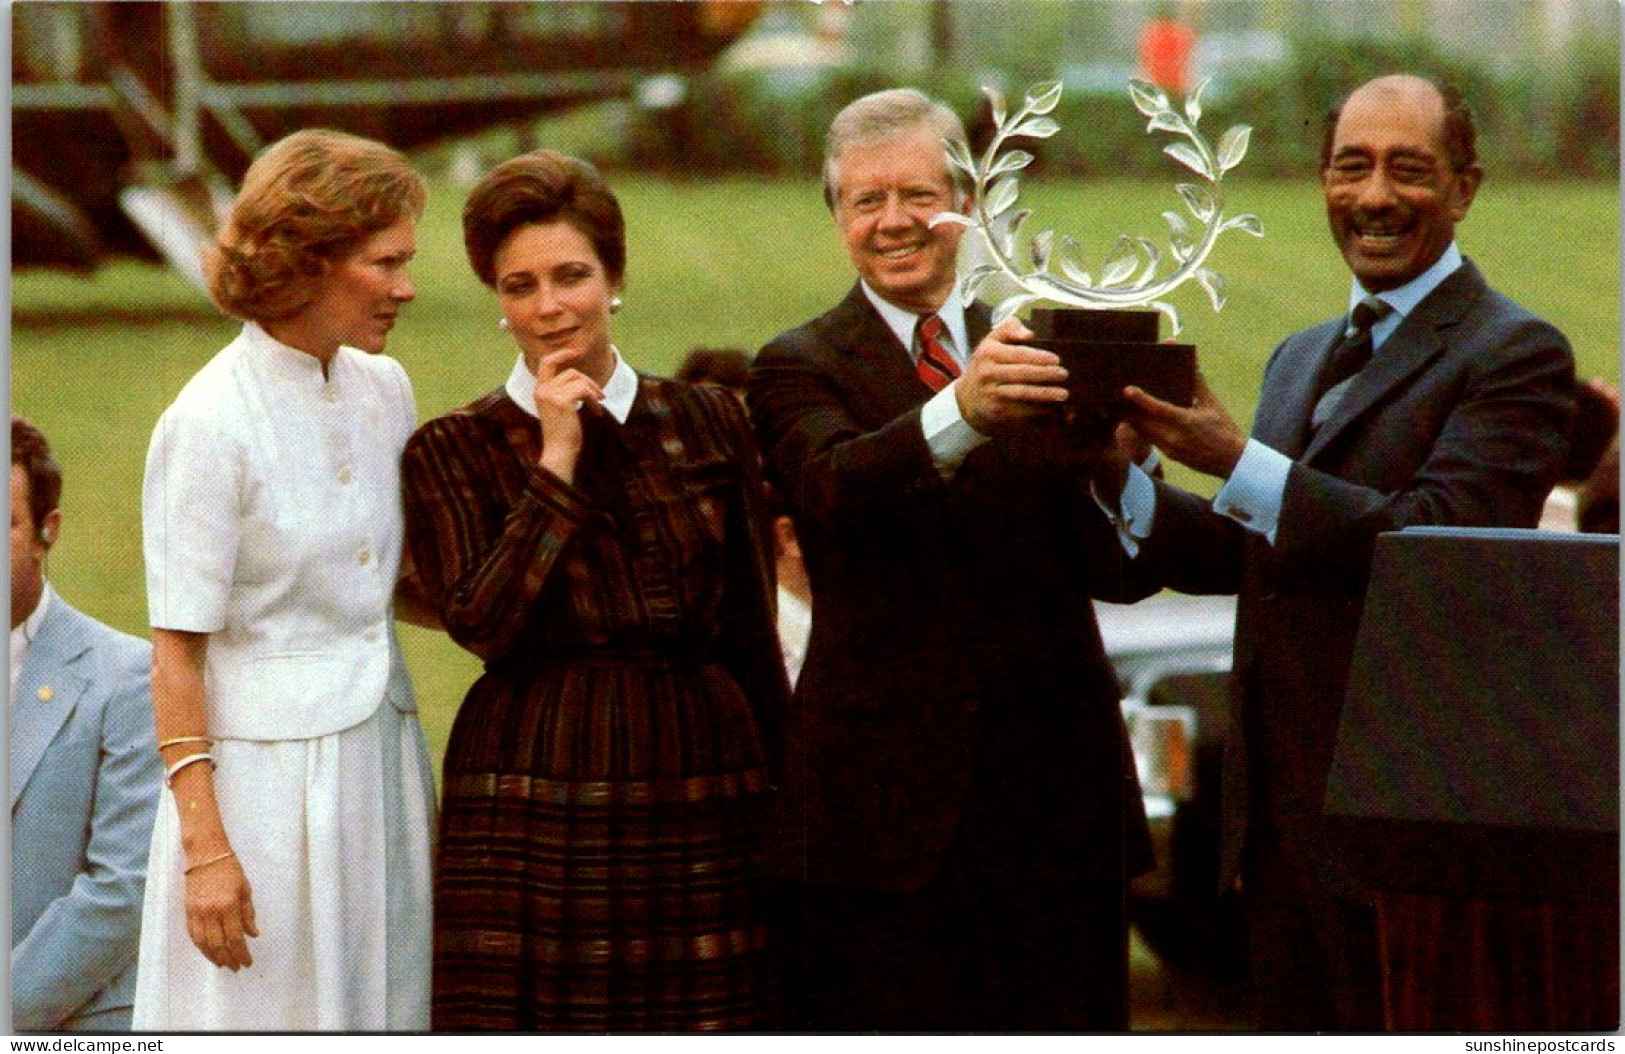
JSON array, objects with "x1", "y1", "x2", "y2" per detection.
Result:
[{"x1": 401, "y1": 375, "x2": 787, "y2": 1031}]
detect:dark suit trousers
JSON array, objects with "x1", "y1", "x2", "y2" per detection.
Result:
[
  {"x1": 774, "y1": 697, "x2": 1132, "y2": 1033},
  {"x1": 1241, "y1": 822, "x2": 1383, "y2": 1031}
]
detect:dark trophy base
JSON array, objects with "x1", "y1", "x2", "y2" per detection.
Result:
[{"x1": 1027, "y1": 306, "x2": 1196, "y2": 444}]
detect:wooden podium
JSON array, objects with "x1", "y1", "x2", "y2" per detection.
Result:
[{"x1": 1324, "y1": 527, "x2": 1619, "y2": 1031}]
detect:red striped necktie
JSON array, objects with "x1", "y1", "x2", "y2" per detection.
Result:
[{"x1": 915, "y1": 313, "x2": 961, "y2": 392}]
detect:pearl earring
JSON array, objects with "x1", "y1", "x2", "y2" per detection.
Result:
[
  {"x1": 498, "y1": 318, "x2": 510, "y2": 330},
  {"x1": 609, "y1": 295, "x2": 624, "y2": 314}
]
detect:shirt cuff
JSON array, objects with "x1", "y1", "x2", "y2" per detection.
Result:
[
  {"x1": 1213, "y1": 438, "x2": 1290, "y2": 543},
  {"x1": 1094, "y1": 461, "x2": 1158, "y2": 556},
  {"x1": 920, "y1": 382, "x2": 989, "y2": 478}
]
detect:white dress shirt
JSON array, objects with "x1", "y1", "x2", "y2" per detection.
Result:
[
  {"x1": 142, "y1": 322, "x2": 417, "y2": 739},
  {"x1": 776, "y1": 585, "x2": 812, "y2": 690},
  {"x1": 10, "y1": 582, "x2": 51, "y2": 697},
  {"x1": 1112, "y1": 243, "x2": 1466, "y2": 551}
]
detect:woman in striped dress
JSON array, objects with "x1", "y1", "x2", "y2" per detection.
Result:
[{"x1": 401, "y1": 150, "x2": 787, "y2": 1031}]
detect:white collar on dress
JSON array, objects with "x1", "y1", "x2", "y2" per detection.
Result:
[
  {"x1": 243, "y1": 321, "x2": 351, "y2": 391},
  {"x1": 505, "y1": 346, "x2": 639, "y2": 424}
]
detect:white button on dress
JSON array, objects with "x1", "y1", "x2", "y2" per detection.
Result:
[{"x1": 135, "y1": 323, "x2": 434, "y2": 1031}]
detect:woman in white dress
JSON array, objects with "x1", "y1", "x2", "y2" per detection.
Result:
[{"x1": 134, "y1": 129, "x2": 436, "y2": 1031}]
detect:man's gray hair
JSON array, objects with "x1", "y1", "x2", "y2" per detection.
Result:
[{"x1": 822, "y1": 88, "x2": 970, "y2": 210}]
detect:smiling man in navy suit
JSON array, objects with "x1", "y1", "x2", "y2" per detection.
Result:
[
  {"x1": 11, "y1": 417, "x2": 159, "y2": 1032},
  {"x1": 1108, "y1": 74, "x2": 1575, "y2": 1029}
]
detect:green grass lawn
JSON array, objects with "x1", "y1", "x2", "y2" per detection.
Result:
[{"x1": 12, "y1": 175, "x2": 1618, "y2": 772}]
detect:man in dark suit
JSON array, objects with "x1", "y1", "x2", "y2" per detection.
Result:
[
  {"x1": 747, "y1": 88, "x2": 1154, "y2": 1032},
  {"x1": 11, "y1": 417, "x2": 160, "y2": 1031},
  {"x1": 1109, "y1": 74, "x2": 1575, "y2": 1029}
]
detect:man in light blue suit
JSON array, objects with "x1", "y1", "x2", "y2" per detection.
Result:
[{"x1": 11, "y1": 417, "x2": 159, "y2": 1032}]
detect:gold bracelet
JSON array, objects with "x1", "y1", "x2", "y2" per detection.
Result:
[
  {"x1": 164, "y1": 752, "x2": 215, "y2": 786},
  {"x1": 158, "y1": 735, "x2": 212, "y2": 750},
  {"x1": 184, "y1": 849, "x2": 236, "y2": 875}
]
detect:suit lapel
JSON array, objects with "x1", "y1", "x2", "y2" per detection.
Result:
[
  {"x1": 820, "y1": 284, "x2": 929, "y2": 422},
  {"x1": 11, "y1": 600, "x2": 92, "y2": 809},
  {"x1": 1255, "y1": 319, "x2": 1342, "y2": 457},
  {"x1": 1304, "y1": 323, "x2": 1445, "y2": 461},
  {"x1": 1301, "y1": 260, "x2": 1487, "y2": 463},
  {"x1": 816, "y1": 285, "x2": 993, "y2": 427}
]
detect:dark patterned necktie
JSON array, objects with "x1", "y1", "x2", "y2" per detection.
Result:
[
  {"x1": 1311, "y1": 296, "x2": 1393, "y2": 427},
  {"x1": 915, "y1": 313, "x2": 961, "y2": 392},
  {"x1": 1318, "y1": 297, "x2": 1393, "y2": 396}
]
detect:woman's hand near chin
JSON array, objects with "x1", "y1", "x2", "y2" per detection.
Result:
[{"x1": 533, "y1": 347, "x2": 605, "y2": 485}]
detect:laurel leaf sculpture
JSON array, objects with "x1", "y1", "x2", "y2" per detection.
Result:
[{"x1": 931, "y1": 79, "x2": 1265, "y2": 335}]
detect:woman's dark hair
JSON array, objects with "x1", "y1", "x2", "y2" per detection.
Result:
[
  {"x1": 462, "y1": 150, "x2": 626, "y2": 287},
  {"x1": 675, "y1": 347, "x2": 751, "y2": 389}
]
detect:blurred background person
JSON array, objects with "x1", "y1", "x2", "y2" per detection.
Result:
[
  {"x1": 135, "y1": 129, "x2": 435, "y2": 1030},
  {"x1": 1540, "y1": 377, "x2": 1619, "y2": 531},
  {"x1": 675, "y1": 346, "x2": 752, "y2": 403},
  {"x1": 402, "y1": 150, "x2": 787, "y2": 1031},
  {"x1": 11, "y1": 417, "x2": 159, "y2": 1032},
  {"x1": 1137, "y1": 2, "x2": 1197, "y2": 96},
  {"x1": 675, "y1": 348, "x2": 813, "y2": 687}
]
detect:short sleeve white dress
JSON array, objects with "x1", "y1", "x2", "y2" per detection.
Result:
[{"x1": 133, "y1": 323, "x2": 434, "y2": 1031}]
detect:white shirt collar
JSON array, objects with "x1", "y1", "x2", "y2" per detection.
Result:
[
  {"x1": 859, "y1": 282, "x2": 972, "y2": 368},
  {"x1": 11, "y1": 581, "x2": 53, "y2": 696},
  {"x1": 1348, "y1": 241, "x2": 1463, "y2": 348},
  {"x1": 504, "y1": 346, "x2": 640, "y2": 424}
]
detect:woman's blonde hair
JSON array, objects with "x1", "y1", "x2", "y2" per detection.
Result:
[{"x1": 206, "y1": 129, "x2": 427, "y2": 323}]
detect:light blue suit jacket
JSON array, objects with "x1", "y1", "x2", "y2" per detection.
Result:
[{"x1": 11, "y1": 596, "x2": 158, "y2": 1032}]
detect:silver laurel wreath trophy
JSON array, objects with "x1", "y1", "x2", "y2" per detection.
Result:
[{"x1": 932, "y1": 78, "x2": 1263, "y2": 440}]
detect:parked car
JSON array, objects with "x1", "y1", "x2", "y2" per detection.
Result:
[{"x1": 1096, "y1": 592, "x2": 1246, "y2": 975}]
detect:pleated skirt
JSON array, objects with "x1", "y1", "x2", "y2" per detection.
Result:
[
  {"x1": 431, "y1": 655, "x2": 777, "y2": 1032},
  {"x1": 133, "y1": 698, "x2": 436, "y2": 1031}
]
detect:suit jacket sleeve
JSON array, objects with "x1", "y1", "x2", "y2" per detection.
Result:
[
  {"x1": 1137, "y1": 480, "x2": 1250, "y2": 596},
  {"x1": 1141, "y1": 292, "x2": 1573, "y2": 592},
  {"x1": 1273, "y1": 312, "x2": 1573, "y2": 580},
  {"x1": 11, "y1": 640, "x2": 158, "y2": 1030},
  {"x1": 748, "y1": 328, "x2": 947, "y2": 543}
]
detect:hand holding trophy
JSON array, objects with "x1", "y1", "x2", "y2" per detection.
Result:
[{"x1": 931, "y1": 78, "x2": 1264, "y2": 441}]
